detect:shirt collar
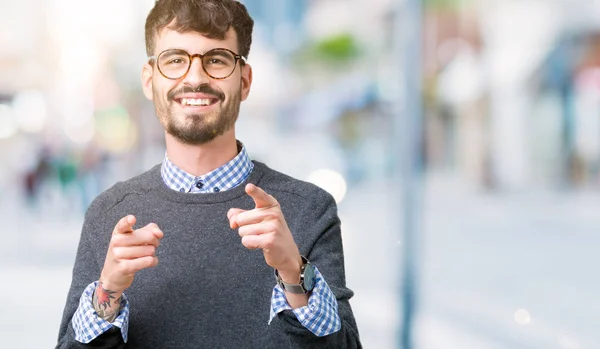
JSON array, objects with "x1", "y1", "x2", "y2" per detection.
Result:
[{"x1": 161, "y1": 141, "x2": 253, "y2": 194}]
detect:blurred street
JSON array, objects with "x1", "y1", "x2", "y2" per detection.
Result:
[
  {"x1": 3, "y1": 172, "x2": 599, "y2": 348},
  {"x1": 2, "y1": 0, "x2": 600, "y2": 348}
]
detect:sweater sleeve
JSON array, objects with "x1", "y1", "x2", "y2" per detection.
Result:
[
  {"x1": 55, "y1": 197, "x2": 126, "y2": 349},
  {"x1": 269, "y1": 193, "x2": 362, "y2": 348}
]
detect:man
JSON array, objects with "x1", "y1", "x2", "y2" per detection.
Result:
[{"x1": 56, "y1": 0, "x2": 361, "y2": 348}]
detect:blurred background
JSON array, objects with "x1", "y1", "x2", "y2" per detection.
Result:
[{"x1": 1, "y1": 0, "x2": 599, "y2": 348}]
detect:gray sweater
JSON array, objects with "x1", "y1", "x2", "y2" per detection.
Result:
[{"x1": 56, "y1": 161, "x2": 361, "y2": 348}]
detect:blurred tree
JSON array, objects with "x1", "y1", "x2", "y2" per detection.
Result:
[
  {"x1": 293, "y1": 32, "x2": 362, "y2": 69},
  {"x1": 424, "y1": 0, "x2": 474, "y2": 10},
  {"x1": 313, "y1": 34, "x2": 361, "y2": 62}
]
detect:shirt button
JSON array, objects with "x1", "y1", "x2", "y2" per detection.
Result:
[
  {"x1": 196, "y1": 181, "x2": 204, "y2": 189},
  {"x1": 213, "y1": 187, "x2": 220, "y2": 193},
  {"x1": 179, "y1": 188, "x2": 185, "y2": 193}
]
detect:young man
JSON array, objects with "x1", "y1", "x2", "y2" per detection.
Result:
[{"x1": 55, "y1": 0, "x2": 361, "y2": 348}]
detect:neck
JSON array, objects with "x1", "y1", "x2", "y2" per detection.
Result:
[{"x1": 165, "y1": 130, "x2": 239, "y2": 177}]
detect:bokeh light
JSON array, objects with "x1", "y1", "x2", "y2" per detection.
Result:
[
  {"x1": 63, "y1": 117, "x2": 95, "y2": 144},
  {"x1": 307, "y1": 169, "x2": 348, "y2": 203},
  {"x1": 0, "y1": 104, "x2": 18, "y2": 139},
  {"x1": 95, "y1": 106, "x2": 137, "y2": 153},
  {"x1": 12, "y1": 90, "x2": 48, "y2": 133},
  {"x1": 514, "y1": 309, "x2": 532, "y2": 325}
]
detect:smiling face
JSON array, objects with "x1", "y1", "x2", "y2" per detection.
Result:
[{"x1": 142, "y1": 26, "x2": 252, "y2": 145}]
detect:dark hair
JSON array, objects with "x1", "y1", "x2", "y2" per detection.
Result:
[{"x1": 145, "y1": 0, "x2": 254, "y2": 58}]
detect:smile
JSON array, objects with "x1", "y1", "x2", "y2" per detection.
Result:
[{"x1": 176, "y1": 98, "x2": 220, "y2": 107}]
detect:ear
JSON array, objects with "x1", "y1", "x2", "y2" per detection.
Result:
[
  {"x1": 240, "y1": 63, "x2": 253, "y2": 101},
  {"x1": 141, "y1": 63, "x2": 154, "y2": 100}
]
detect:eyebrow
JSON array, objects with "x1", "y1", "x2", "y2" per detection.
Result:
[
  {"x1": 161, "y1": 47, "x2": 237, "y2": 55},
  {"x1": 206, "y1": 50, "x2": 234, "y2": 58},
  {"x1": 160, "y1": 49, "x2": 187, "y2": 57}
]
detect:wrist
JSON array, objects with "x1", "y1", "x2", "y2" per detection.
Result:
[
  {"x1": 276, "y1": 255, "x2": 303, "y2": 284},
  {"x1": 93, "y1": 281, "x2": 124, "y2": 322},
  {"x1": 97, "y1": 278, "x2": 125, "y2": 298}
]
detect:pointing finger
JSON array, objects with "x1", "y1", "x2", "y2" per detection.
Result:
[
  {"x1": 113, "y1": 215, "x2": 136, "y2": 235},
  {"x1": 245, "y1": 184, "x2": 278, "y2": 209}
]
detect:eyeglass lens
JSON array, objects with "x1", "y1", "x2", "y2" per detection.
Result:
[{"x1": 158, "y1": 49, "x2": 237, "y2": 79}]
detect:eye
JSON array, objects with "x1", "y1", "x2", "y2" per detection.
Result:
[
  {"x1": 208, "y1": 58, "x2": 226, "y2": 65},
  {"x1": 161, "y1": 56, "x2": 188, "y2": 66}
]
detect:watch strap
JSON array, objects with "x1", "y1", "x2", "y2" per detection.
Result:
[{"x1": 275, "y1": 256, "x2": 311, "y2": 294}]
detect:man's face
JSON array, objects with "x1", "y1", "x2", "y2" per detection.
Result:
[{"x1": 142, "y1": 27, "x2": 252, "y2": 145}]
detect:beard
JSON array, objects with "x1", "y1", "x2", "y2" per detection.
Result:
[{"x1": 154, "y1": 84, "x2": 241, "y2": 145}]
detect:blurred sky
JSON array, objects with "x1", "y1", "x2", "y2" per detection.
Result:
[{"x1": 1, "y1": 0, "x2": 600, "y2": 348}]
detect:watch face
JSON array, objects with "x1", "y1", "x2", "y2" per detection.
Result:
[{"x1": 303, "y1": 264, "x2": 316, "y2": 291}]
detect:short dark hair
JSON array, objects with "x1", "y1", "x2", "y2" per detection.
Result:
[{"x1": 145, "y1": 0, "x2": 254, "y2": 58}]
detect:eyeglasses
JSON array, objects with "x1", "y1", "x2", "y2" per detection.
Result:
[{"x1": 149, "y1": 48, "x2": 246, "y2": 80}]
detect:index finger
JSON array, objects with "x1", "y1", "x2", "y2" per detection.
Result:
[
  {"x1": 245, "y1": 184, "x2": 278, "y2": 209},
  {"x1": 113, "y1": 215, "x2": 136, "y2": 235}
]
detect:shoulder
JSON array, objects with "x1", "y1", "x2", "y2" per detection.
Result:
[
  {"x1": 253, "y1": 161, "x2": 336, "y2": 208},
  {"x1": 86, "y1": 164, "x2": 162, "y2": 216}
]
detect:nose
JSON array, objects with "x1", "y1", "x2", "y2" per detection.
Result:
[{"x1": 182, "y1": 56, "x2": 210, "y2": 86}]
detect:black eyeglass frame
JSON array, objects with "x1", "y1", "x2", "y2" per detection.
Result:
[{"x1": 148, "y1": 48, "x2": 246, "y2": 80}]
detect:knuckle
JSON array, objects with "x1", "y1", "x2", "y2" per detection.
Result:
[
  {"x1": 147, "y1": 245, "x2": 156, "y2": 255},
  {"x1": 112, "y1": 248, "x2": 124, "y2": 259},
  {"x1": 131, "y1": 229, "x2": 142, "y2": 239},
  {"x1": 264, "y1": 222, "x2": 277, "y2": 233},
  {"x1": 140, "y1": 257, "x2": 153, "y2": 268},
  {"x1": 144, "y1": 232, "x2": 156, "y2": 244},
  {"x1": 118, "y1": 262, "x2": 134, "y2": 275},
  {"x1": 234, "y1": 211, "x2": 246, "y2": 222},
  {"x1": 110, "y1": 235, "x2": 123, "y2": 246},
  {"x1": 263, "y1": 236, "x2": 275, "y2": 249},
  {"x1": 264, "y1": 211, "x2": 279, "y2": 221}
]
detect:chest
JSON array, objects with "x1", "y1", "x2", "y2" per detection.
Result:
[{"x1": 107, "y1": 203, "x2": 275, "y2": 303}]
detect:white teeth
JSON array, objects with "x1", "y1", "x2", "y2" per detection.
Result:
[{"x1": 181, "y1": 98, "x2": 211, "y2": 106}]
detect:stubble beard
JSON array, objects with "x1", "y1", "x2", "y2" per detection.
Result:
[{"x1": 155, "y1": 87, "x2": 241, "y2": 146}]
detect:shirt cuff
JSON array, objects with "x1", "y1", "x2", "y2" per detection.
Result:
[
  {"x1": 71, "y1": 281, "x2": 130, "y2": 344},
  {"x1": 268, "y1": 266, "x2": 341, "y2": 336}
]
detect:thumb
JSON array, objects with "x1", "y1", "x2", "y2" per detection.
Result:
[{"x1": 113, "y1": 215, "x2": 136, "y2": 235}]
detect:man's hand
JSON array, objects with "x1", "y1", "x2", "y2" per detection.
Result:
[
  {"x1": 227, "y1": 184, "x2": 303, "y2": 284},
  {"x1": 94, "y1": 215, "x2": 163, "y2": 321},
  {"x1": 100, "y1": 215, "x2": 163, "y2": 292}
]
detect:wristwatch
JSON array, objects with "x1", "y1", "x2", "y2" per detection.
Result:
[{"x1": 275, "y1": 256, "x2": 316, "y2": 294}]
